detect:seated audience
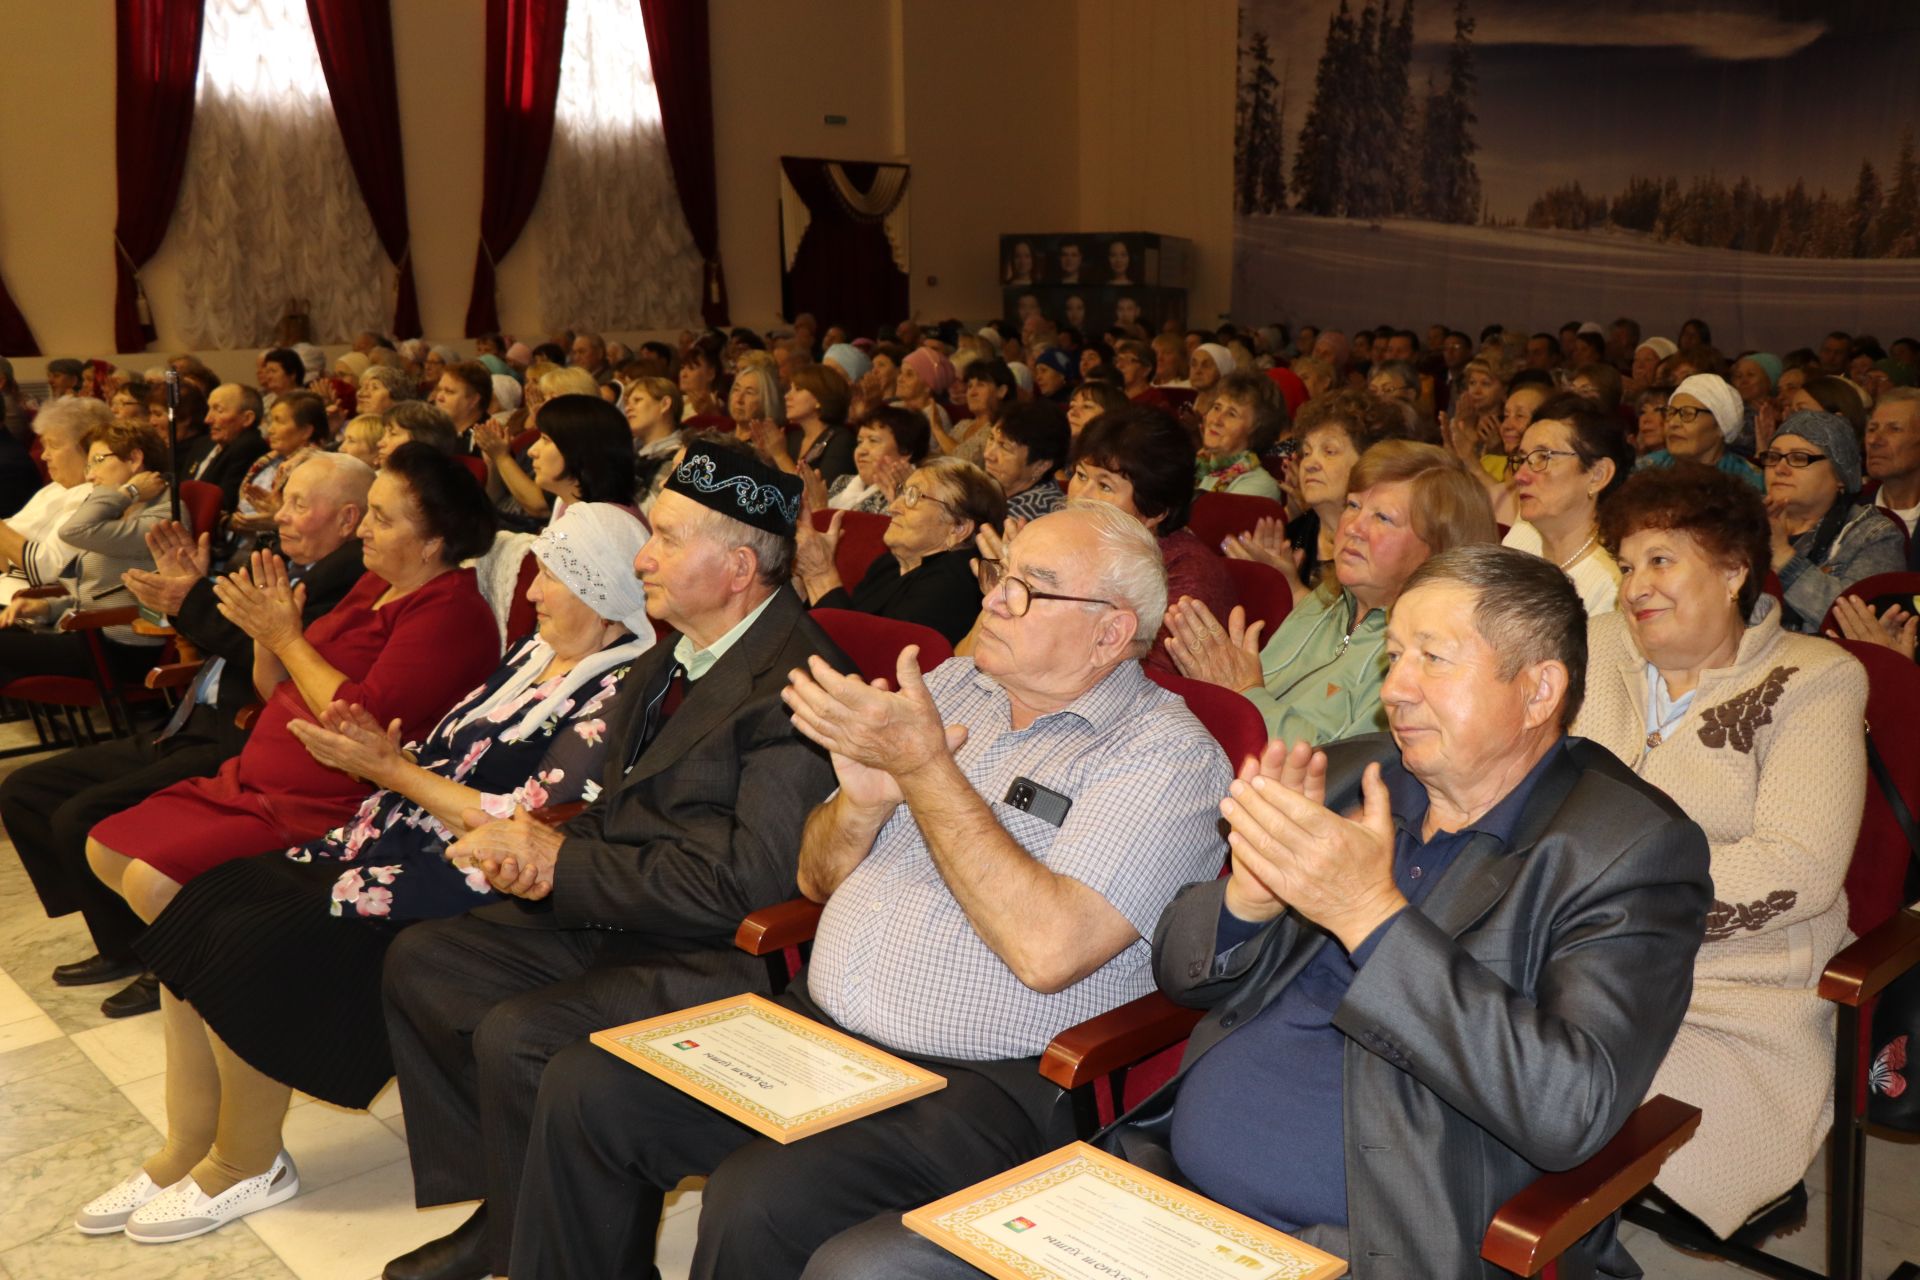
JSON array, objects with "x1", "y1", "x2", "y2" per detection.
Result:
[
  {"x1": 624, "y1": 375, "x2": 686, "y2": 514},
  {"x1": 1575, "y1": 466, "x2": 1863, "y2": 1244},
  {"x1": 1065, "y1": 379, "x2": 1129, "y2": 444},
  {"x1": 797, "y1": 455, "x2": 1000, "y2": 644},
  {"x1": 678, "y1": 342, "x2": 725, "y2": 421},
  {"x1": 813, "y1": 544, "x2": 1711, "y2": 1280},
  {"x1": 508, "y1": 502, "x2": 1232, "y2": 1279},
  {"x1": 1783, "y1": 372, "x2": 1868, "y2": 440},
  {"x1": 376, "y1": 443, "x2": 852, "y2": 1280},
  {"x1": 0, "y1": 411, "x2": 177, "y2": 682},
  {"x1": 940, "y1": 358, "x2": 1013, "y2": 464},
  {"x1": 1031, "y1": 348, "x2": 1075, "y2": 403},
  {"x1": 193, "y1": 384, "x2": 271, "y2": 511},
  {"x1": 0, "y1": 453, "x2": 370, "y2": 1018},
  {"x1": 1168, "y1": 441, "x2": 1494, "y2": 743},
  {"x1": 377, "y1": 402, "x2": 462, "y2": 464},
  {"x1": 1442, "y1": 355, "x2": 1509, "y2": 479},
  {"x1": 827, "y1": 406, "x2": 928, "y2": 513},
  {"x1": 766, "y1": 363, "x2": 857, "y2": 485},
  {"x1": 258, "y1": 348, "x2": 304, "y2": 408},
  {"x1": 478, "y1": 393, "x2": 636, "y2": 524},
  {"x1": 895, "y1": 347, "x2": 955, "y2": 435},
  {"x1": 1762, "y1": 409, "x2": 1906, "y2": 631},
  {"x1": 76, "y1": 504, "x2": 653, "y2": 1242},
  {"x1": 430, "y1": 360, "x2": 495, "y2": 454},
  {"x1": 1732, "y1": 352, "x2": 1782, "y2": 452},
  {"x1": 1112, "y1": 339, "x2": 1171, "y2": 410},
  {"x1": 1637, "y1": 374, "x2": 1765, "y2": 490},
  {"x1": 1068, "y1": 404, "x2": 1234, "y2": 674},
  {"x1": 1188, "y1": 340, "x2": 1234, "y2": 419},
  {"x1": 1866, "y1": 386, "x2": 1920, "y2": 534},
  {"x1": 1194, "y1": 371, "x2": 1287, "y2": 499},
  {"x1": 338, "y1": 413, "x2": 384, "y2": 467},
  {"x1": 1225, "y1": 390, "x2": 1399, "y2": 599},
  {"x1": 1502, "y1": 392, "x2": 1634, "y2": 615},
  {"x1": 0, "y1": 396, "x2": 94, "y2": 604},
  {"x1": 983, "y1": 401, "x2": 1070, "y2": 521},
  {"x1": 149, "y1": 380, "x2": 215, "y2": 480},
  {"x1": 727, "y1": 362, "x2": 786, "y2": 439},
  {"x1": 234, "y1": 391, "x2": 326, "y2": 529},
  {"x1": 80, "y1": 444, "x2": 499, "y2": 929}
]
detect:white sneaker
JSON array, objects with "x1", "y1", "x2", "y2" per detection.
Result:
[
  {"x1": 124, "y1": 1151, "x2": 300, "y2": 1243},
  {"x1": 74, "y1": 1168, "x2": 167, "y2": 1234}
]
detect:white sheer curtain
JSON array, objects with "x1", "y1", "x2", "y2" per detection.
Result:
[
  {"x1": 174, "y1": 0, "x2": 386, "y2": 350},
  {"x1": 536, "y1": 0, "x2": 702, "y2": 332}
]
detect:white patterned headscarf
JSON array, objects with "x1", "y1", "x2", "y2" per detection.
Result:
[{"x1": 451, "y1": 503, "x2": 656, "y2": 743}]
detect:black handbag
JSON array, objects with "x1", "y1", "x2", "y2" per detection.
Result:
[{"x1": 1864, "y1": 737, "x2": 1920, "y2": 1129}]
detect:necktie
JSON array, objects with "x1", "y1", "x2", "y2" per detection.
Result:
[{"x1": 626, "y1": 662, "x2": 687, "y2": 770}]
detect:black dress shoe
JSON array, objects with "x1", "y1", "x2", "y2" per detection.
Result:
[
  {"x1": 384, "y1": 1205, "x2": 490, "y2": 1280},
  {"x1": 100, "y1": 973, "x2": 160, "y2": 1018},
  {"x1": 52, "y1": 954, "x2": 144, "y2": 987}
]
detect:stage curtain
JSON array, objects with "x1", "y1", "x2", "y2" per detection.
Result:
[
  {"x1": 464, "y1": 0, "x2": 569, "y2": 337},
  {"x1": 114, "y1": 0, "x2": 205, "y2": 352},
  {"x1": 0, "y1": 270, "x2": 37, "y2": 358},
  {"x1": 779, "y1": 158, "x2": 909, "y2": 340},
  {"x1": 308, "y1": 0, "x2": 421, "y2": 338},
  {"x1": 638, "y1": 0, "x2": 728, "y2": 325}
]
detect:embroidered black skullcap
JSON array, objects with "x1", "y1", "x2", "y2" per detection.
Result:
[{"x1": 664, "y1": 444, "x2": 803, "y2": 536}]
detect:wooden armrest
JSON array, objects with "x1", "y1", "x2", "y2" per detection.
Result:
[
  {"x1": 1480, "y1": 1095, "x2": 1701, "y2": 1277},
  {"x1": 734, "y1": 897, "x2": 824, "y2": 956},
  {"x1": 57, "y1": 606, "x2": 141, "y2": 632},
  {"x1": 131, "y1": 617, "x2": 177, "y2": 638},
  {"x1": 1819, "y1": 907, "x2": 1920, "y2": 1007},
  {"x1": 145, "y1": 661, "x2": 205, "y2": 691},
  {"x1": 13, "y1": 585, "x2": 65, "y2": 599},
  {"x1": 529, "y1": 801, "x2": 587, "y2": 826},
  {"x1": 1038, "y1": 991, "x2": 1203, "y2": 1091}
]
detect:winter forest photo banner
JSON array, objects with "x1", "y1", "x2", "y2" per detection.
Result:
[{"x1": 1231, "y1": 1, "x2": 1920, "y2": 351}]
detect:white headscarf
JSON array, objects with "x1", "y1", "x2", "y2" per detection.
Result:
[
  {"x1": 449, "y1": 503, "x2": 656, "y2": 743},
  {"x1": 1673, "y1": 373, "x2": 1745, "y2": 443},
  {"x1": 1196, "y1": 342, "x2": 1237, "y2": 378}
]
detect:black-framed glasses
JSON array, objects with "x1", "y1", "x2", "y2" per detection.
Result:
[
  {"x1": 1756, "y1": 449, "x2": 1828, "y2": 469},
  {"x1": 1661, "y1": 404, "x2": 1714, "y2": 425},
  {"x1": 997, "y1": 572, "x2": 1114, "y2": 618},
  {"x1": 1505, "y1": 447, "x2": 1580, "y2": 473}
]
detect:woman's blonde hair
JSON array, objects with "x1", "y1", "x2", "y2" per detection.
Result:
[
  {"x1": 627, "y1": 375, "x2": 683, "y2": 424},
  {"x1": 1346, "y1": 440, "x2": 1497, "y2": 553},
  {"x1": 343, "y1": 413, "x2": 385, "y2": 455}
]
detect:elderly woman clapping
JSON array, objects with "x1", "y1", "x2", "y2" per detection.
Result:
[
  {"x1": 1573, "y1": 465, "x2": 1864, "y2": 1245},
  {"x1": 78, "y1": 503, "x2": 655, "y2": 1242},
  {"x1": 1760, "y1": 409, "x2": 1906, "y2": 632}
]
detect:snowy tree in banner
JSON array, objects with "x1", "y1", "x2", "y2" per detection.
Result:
[
  {"x1": 1878, "y1": 130, "x2": 1919, "y2": 257},
  {"x1": 1415, "y1": 0, "x2": 1480, "y2": 224},
  {"x1": 1291, "y1": 0, "x2": 1358, "y2": 215},
  {"x1": 1237, "y1": 28, "x2": 1286, "y2": 215},
  {"x1": 1851, "y1": 159, "x2": 1883, "y2": 258},
  {"x1": 1381, "y1": 0, "x2": 1417, "y2": 216}
]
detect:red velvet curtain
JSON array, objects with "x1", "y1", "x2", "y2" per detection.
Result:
[
  {"x1": 114, "y1": 0, "x2": 204, "y2": 353},
  {"x1": 638, "y1": 0, "x2": 728, "y2": 326},
  {"x1": 0, "y1": 270, "x2": 36, "y2": 357},
  {"x1": 779, "y1": 159, "x2": 909, "y2": 341},
  {"x1": 464, "y1": 0, "x2": 569, "y2": 337},
  {"x1": 308, "y1": 0, "x2": 422, "y2": 338}
]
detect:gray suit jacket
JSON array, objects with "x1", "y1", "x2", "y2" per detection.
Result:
[
  {"x1": 1104, "y1": 734, "x2": 1711, "y2": 1280},
  {"x1": 474, "y1": 586, "x2": 854, "y2": 953}
]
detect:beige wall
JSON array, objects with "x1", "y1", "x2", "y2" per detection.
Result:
[{"x1": 0, "y1": 0, "x2": 1232, "y2": 375}]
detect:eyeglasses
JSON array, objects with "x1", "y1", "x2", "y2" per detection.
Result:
[
  {"x1": 1756, "y1": 449, "x2": 1828, "y2": 469},
  {"x1": 894, "y1": 485, "x2": 954, "y2": 514},
  {"x1": 84, "y1": 453, "x2": 118, "y2": 469},
  {"x1": 1505, "y1": 447, "x2": 1580, "y2": 473},
  {"x1": 991, "y1": 570, "x2": 1114, "y2": 618},
  {"x1": 1661, "y1": 405, "x2": 1716, "y2": 425}
]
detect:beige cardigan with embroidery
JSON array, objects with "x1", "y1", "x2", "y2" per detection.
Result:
[{"x1": 1572, "y1": 600, "x2": 1865, "y2": 1237}]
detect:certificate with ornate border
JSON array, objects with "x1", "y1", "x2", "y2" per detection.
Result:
[
  {"x1": 904, "y1": 1142, "x2": 1346, "y2": 1280},
  {"x1": 589, "y1": 993, "x2": 946, "y2": 1143}
]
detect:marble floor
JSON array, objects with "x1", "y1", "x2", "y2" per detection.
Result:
[{"x1": 0, "y1": 718, "x2": 1917, "y2": 1279}]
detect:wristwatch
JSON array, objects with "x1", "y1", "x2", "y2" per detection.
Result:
[{"x1": 122, "y1": 482, "x2": 142, "y2": 501}]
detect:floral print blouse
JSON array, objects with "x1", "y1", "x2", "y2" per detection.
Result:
[{"x1": 286, "y1": 634, "x2": 633, "y2": 922}]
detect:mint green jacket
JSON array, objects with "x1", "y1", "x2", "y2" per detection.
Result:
[{"x1": 1242, "y1": 586, "x2": 1390, "y2": 746}]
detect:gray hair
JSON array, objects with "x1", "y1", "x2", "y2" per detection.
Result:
[
  {"x1": 1875, "y1": 386, "x2": 1920, "y2": 413},
  {"x1": 732, "y1": 365, "x2": 786, "y2": 427},
  {"x1": 1054, "y1": 499, "x2": 1168, "y2": 659},
  {"x1": 1371, "y1": 359, "x2": 1418, "y2": 393},
  {"x1": 687, "y1": 498, "x2": 794, "y2": 588},
  {"x1": 360, "y1": 364, "x2": 417, "y2": 399},
  {"x1": 33, "y1": 395, "x2": 112, "y2": 448},
  {"x1": 1399, "y1": 544, "x2": 1587, "y2": 729},
  {"x1": 396, "y1": 338, "x2": 429, "y2": 364},
  {"x1": 428, "y1": 344, "x2": 460, "y2": 364},
  {"x1": 289, "y1": 449, "x2": 376, "y2": 508}
]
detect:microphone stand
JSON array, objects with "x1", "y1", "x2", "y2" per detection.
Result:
[{"x1": 165, "y1": 369, "x2": 181, "y2": 523}]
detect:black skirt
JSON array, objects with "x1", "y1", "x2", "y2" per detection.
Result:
[{"x1": 136, "y1": 850, "x2": 406, "y2": 1109}]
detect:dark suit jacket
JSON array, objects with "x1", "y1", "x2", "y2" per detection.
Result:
[
  {"x1": 476, "y1": 587, "x2": 855, "y2": 956},
  {"x1": 168, "y1": 537, "x2": 365, "y2": 751},
  {"x1": 194, "y1": 427, "x2": 270, "y2": 513},
  {"x1": 1105, "y1": 734, "x2": 1711, "y2": 1279}
]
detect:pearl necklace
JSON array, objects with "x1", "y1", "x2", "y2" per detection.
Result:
[{"x1": 1557, "y1": 532, "x2": 1598, "y2": 571}]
